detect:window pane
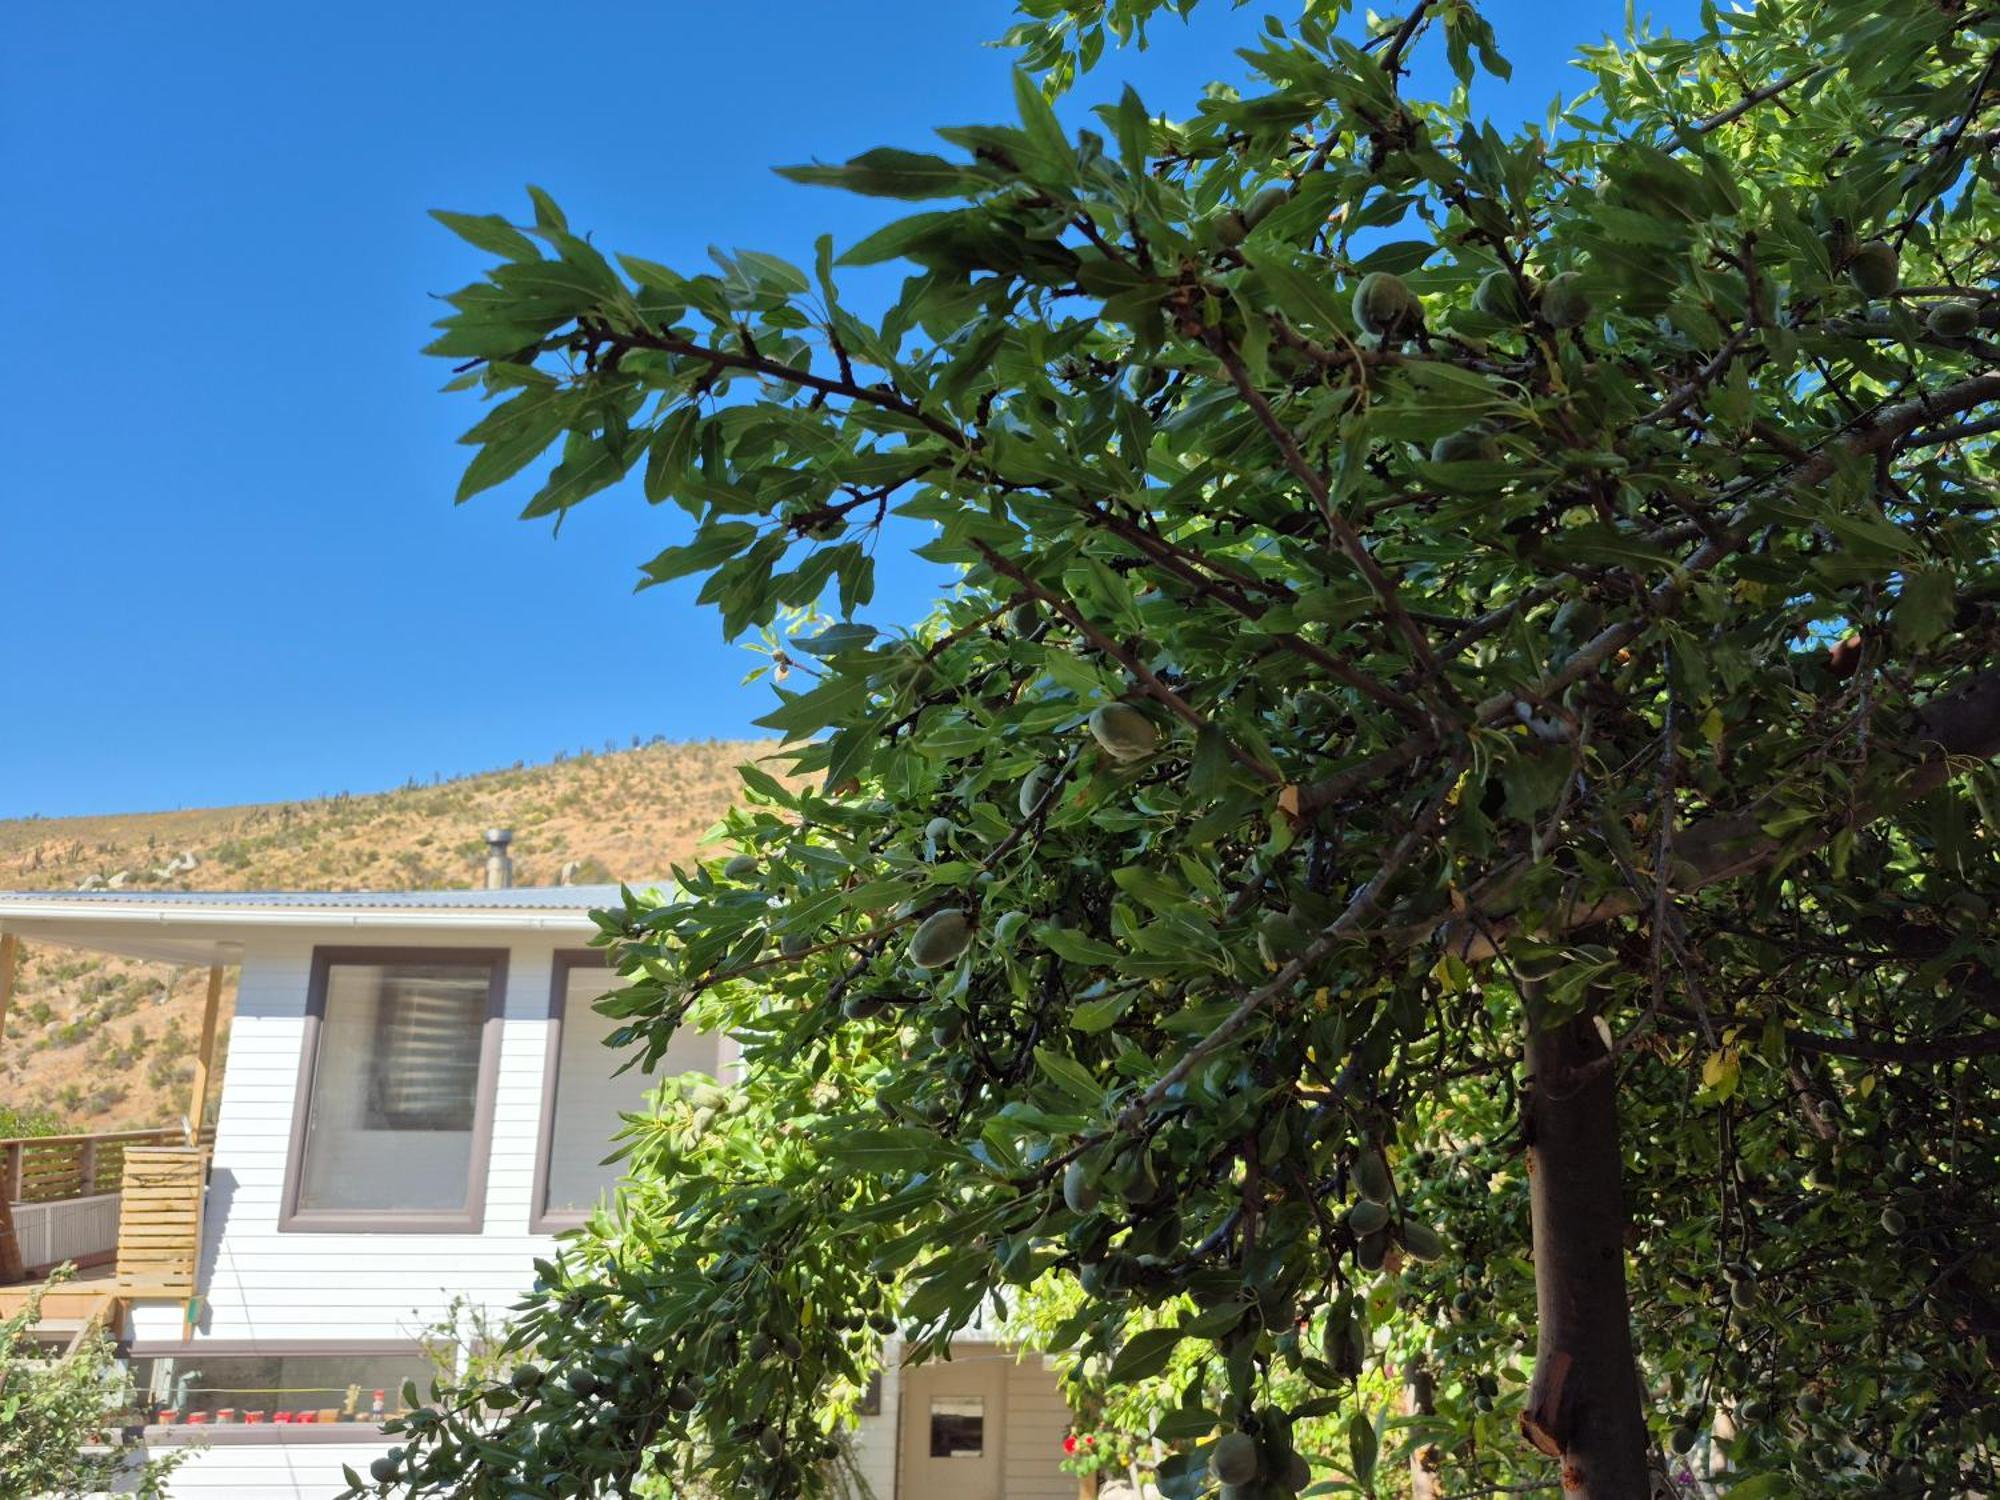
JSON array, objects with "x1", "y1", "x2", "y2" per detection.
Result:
[
  {"x1": 543, "y1": 964, "x2": 718, "y2": 1215},
  {"x1": 134, "y1": 1350, "x2": 435, "y2": 1425},
  {"x1": 297, "y1": 961, "x2": 490, "y2": 1213},
  {"x1": 930, "y1": 1397, "x2": 984, "y2": 1457}
]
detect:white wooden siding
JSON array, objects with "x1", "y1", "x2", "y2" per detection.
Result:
[
  {"x1": 135, "y1": 1439, "x2": 395, "y2": 1497},
  {"x1": 1002, "y1": 1353, "x2": 1075, "y2": 1500},
  {"x1": 129, "y1": 930, "x2": 568, "y2": 1346},
  {"x1": 850, "y1": 1353, "x2": 901, "y2": 1499},
  {"x1": 847, "y1": 1342, "x2": 1071, "y2": 1500}
]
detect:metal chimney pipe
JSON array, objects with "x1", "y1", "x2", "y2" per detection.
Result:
[{"x1": 483, "y1": 828, "x2": 514, "y2": 890}]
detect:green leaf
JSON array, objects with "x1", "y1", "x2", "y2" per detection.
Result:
[
  {"x1": 431, "y1": 209, "x2": 540, "y2": 262},
  {"x1": 1721, "y1": 1476, "x2": 1795, "y2": 1500},
  {"x1": 1013, "y1": 69, "x2": 1072, "y2": 176},
  {"x1": 1106, "y1": 1326, "x2": 1183, "y2": 1383},
  {"x1": 777, "y1": 148, "x2": 986, "y2": 201},
  {"x1": 1348, "y1": 1409, "x2": 1378, "y2": 1485},
  {"x1": 1032, "y1": 1045, "x2": 1105, "y2": 1108},
  {"x1": 638, "y1": 522, "x2": 758, "y2": 586},
  {"x1": 1892, "y1": 568, "x2": 1954, "y2": 649},
  {"x1": 1069, "y1": 991, "x2": 1134, "y2": 1033}
]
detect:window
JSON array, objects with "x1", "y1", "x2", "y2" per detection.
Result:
[
  {"x1": 131, "y1": 1343, "x2": 434, "y2": 1430},
  {"x1": 930, "y1": 1397, "x2": 985, "y2": 1458},
  {"x1": 532, "y1": 951, "x2": 721, "y2": 1230},
  {"x1": 281, "y1": 948, "x2": 505, "y2": 1231}
]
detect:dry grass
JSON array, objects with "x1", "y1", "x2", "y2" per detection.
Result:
[{"x1": 0, "y1": 739, "x2": 794, "y2": 1133}]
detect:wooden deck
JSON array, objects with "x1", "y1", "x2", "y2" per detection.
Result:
[
  {"x1": 0, "y1": 1259, "x2": 120, "y2": 1322},
  {"x1": 1, "y1": 1134, "x2": 210, "y2": 1336}
]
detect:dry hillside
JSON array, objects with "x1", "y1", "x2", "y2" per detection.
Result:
[{"x1": 0, "y1": 739, "x2": 787, "y2": 1135}]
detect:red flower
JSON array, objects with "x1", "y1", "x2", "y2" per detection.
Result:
[
  {"x1": 1084, "y1": 1436, "x2": 1096, "y2": 1446},
  {"x1": 1063, "y1": 1436, "x2": 1078, "y2": 1454}
]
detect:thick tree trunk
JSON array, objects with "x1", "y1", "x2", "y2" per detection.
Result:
[{"x1": 1520, "y1": 998, "x2": 1652, "y2": 1498}]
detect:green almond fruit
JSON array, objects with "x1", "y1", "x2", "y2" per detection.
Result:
[
  {"x1": 1848, "y1": 239, "x2": 1898, "y2": 298},
  {"x1": 909, "y1": 909, "x2": 973, "y2": 968},
  {"x1": 1925, "y1": 299, "x2": 1979, "y2": 337},
  {"x1": 1209, "y1": 1431, "x2": 1263, "y2": 1486},
  {"x1": 1007, "y1": 599, "x2": 1040, "y2": 635},
  {"x1": 779, "y1": 931, "x2": 813, "y2": 958},
  {"x1": 930, "y1": 1011, "x2": 965, "y2": 1047},
  {"x1": 721, "y1": 854, "x2": 759, "y2": 881},
  {"x1": 1089, "y1": 703, "x2": 1159, "y2": 761},
  {"x1": 1473, "y1": 269, "x2": 1531, "y2": 322},
  {"x1": 1880, "y1": 1205, "x2": 1907, "y2": 1235},
  {"x1": 1019, "y1": 766, "x2": 1053, "y2": 820},
  {"x1": 924, "y1": 816, "x2": 955, "y2": 845},
  {"x1": 1352, "y1": 271, "x2": 1417, "y2": 336},
  {"x1": 1353, "y1": 1149, "x2": 1393, "y2": 1205},
  {"x1": 1399, "y1": 1220, "x2": 1446, "y2": 1263},
  {"x1": 1539, "y1": 271, "x2": 1593, "y2": 329},
  {"x1": 757, "y1": 1428, "x2": 784, "y2": 1459},
  {"x1": 1062, "y1": 1159, "x2": 1103, "y2": 1214},
  {"x1": 1242, "y1": 184, "x2": 1288, "y2": 230},
  {"x1": 1278, "y1": 1446, "x2": 1312, "y2": 1493},
  {"x1": 1430, "y1": 427, "x2": 1500, "y2": 464},
  {"x1": 1355, "y1": 1229, "x2": 1389, "y2": 1272},
  {"x1": 1115, "y1": 1148, "x2": 1160, "y2": 1207},
  {"x1": 991, "y1": 910, "x2": 1029, "y2": 945},
  {"x1": 1730, "y1": 1279, "x2": 1757, "y2": 1310},
  {"x1": 839, "y1": 993, "x2": 887, "y2": 1022},
  {"x1": 1347, "y1": 1199, "x2": 1391, "y2": 1236}
]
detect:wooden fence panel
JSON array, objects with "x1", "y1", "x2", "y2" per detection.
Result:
[{"x1": 113, "y1": 1146, "x2": 208, "y2": 1298}]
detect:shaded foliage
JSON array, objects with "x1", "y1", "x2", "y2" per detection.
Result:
[{"x1": 364, "y1": 0, "x2": 1997, "y2": 1494}]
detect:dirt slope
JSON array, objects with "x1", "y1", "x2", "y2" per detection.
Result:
[{"x1": 0, "y1": 740, "x2": 785, "y2": 1133}]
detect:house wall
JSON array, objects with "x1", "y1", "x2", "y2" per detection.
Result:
[
  {"x1": 851, "y1": 1354, "x2": 902, "y2": 1499},
  {"x1": 132, "y1": 1438, "x2": 398, "y2": 1497},
  {"x1": 848, "y1": 1341, "x2": 1072, "y2": 1500},
  {"x1": 117, "y1": 922, "x2": 1062, "y2": 1500},
  {"x1": 1001, "y1": 1352, "x2": 1075, "y2": 1500},
  {"x1": 128, "y1": 928, "x2": 582, "y2": 1346}
]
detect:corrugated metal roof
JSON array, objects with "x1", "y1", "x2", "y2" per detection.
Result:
[{"x1": 0, "y1": 885, "x2": 657, "y2": 911}]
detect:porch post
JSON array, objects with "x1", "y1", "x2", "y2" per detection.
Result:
[{"x1": 185, "y1": 963, "x2": 225, "y2": 1143}]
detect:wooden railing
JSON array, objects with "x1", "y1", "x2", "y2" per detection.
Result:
[{"x1": 1, "y1": 1129, "x2": 186, "y2": 1205}]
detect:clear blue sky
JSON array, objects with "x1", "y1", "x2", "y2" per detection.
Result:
[{"x1": 1, "y1": 0, "x2": 1697, "y2": 819}]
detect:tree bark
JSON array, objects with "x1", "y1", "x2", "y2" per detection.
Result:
[
  {"x1": 1520, "y1": 994, "x2": 1652, "y2": 1498},
  {"x1": 1404, "y1": 1361, "x2": 1442, "y2": 1500}
]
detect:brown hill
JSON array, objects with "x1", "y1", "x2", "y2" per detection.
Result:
[{"x1": 0, "y1": 740, "x2": 786, "y2": 1135}]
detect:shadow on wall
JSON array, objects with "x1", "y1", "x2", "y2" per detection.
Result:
[{"x1": 191, "y1": 1165, "x2": 235, "y2": 1336}]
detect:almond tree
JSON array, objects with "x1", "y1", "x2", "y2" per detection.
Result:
[{"x1": 364, "y1": 1, "x2": 1999, "y2": 1495}]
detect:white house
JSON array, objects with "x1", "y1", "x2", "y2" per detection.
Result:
[{"x1": 0, "y1": 873, "x2": 1077, "y2": 1500}]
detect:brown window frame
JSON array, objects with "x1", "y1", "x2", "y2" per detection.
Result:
[
  {"x1": 279, "y1": 946, "x2": 508, "y2": 1234},
  {"x1": 530, "y1": 949, "x2": 615, "y2": 1234}
]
